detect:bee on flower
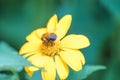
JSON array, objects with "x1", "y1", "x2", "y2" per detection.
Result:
[{"x1": 19, "y1": 14, "x2": 90, "y2": 80}]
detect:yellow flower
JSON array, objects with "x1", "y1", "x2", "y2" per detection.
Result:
[{"x1": 19, "y1": 14, "x2": 90, "y2": 80}]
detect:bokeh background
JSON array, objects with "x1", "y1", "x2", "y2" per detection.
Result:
[{"x1": 0, "y1": 0, "x2": 120, "y2": 80}]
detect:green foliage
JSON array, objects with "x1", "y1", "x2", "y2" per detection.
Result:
[
  {"x1": 67, "y1": 65, "x2": 106, "y2": 80},
  {"x1": 0, "y1": 74, "x2": 17, "y2": 80},
  {"x1": 0, "y1": 42, "x2": 31, "y2": 80},
  {"x1": 0, "y1": 42, "x2": 31, "y2": 70},
  {"x1": 101, "y1": 0, "x2": 120, "y2": 19},
  {"x1": 26, "y1": 71, "x2": 42, "y2": 80}
]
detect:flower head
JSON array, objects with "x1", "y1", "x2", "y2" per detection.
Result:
[{"x1": 19, "y1": 14, "x2": 90, "y2": 80}]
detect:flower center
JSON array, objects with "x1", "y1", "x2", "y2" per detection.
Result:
[{"x1": 40, "y1": 33, "x2": 60, "y2": 56}]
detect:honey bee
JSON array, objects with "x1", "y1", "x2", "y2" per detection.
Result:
[{"x1": 41, "y1": 33, "x2": 57, "y2": 46}]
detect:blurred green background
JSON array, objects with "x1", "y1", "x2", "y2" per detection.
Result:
[{"x1": 0, "y1": 0, "x2": 120, "y2": 80}]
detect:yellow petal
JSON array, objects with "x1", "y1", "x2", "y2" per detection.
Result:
[
  {"x1": 41, "y1": 71, "x2": 46, "y2": 80},
  {"x1": 47, "y1": 14, "x2": 58, "y2": 33},
  {"x1": 36, "y1": 28, "x2": 47, "y2": 38},
  {"x1": 61, "y1": 34, "x2": 90, "y2": 49},
  {"x1": 26, "y1": 28, "x2": 46, "y2": 43},
  {"x1": 55, "y1": 15, "x2": 72, "y2": 40},
  {"x1": 19, "y1": 42, "x2": 41, "y2": 54},
  {"x1": 41, "y1": 57, "x2": 56, "y2": 80},
  {"x1": 25, "y1": 66, "x2": 34, "y2": 77},
  {"x1": 59, "y1": 48, "x2": 84, "y2": 71},
  {"x1": 55, "y1": 55, "x2": 69, "y2": 79},
  {"x1": 28, "y1": 54, "x2": 49, "y2": 67},
  {"x1": 23, "y1": 51, "x2": 41, "y2": 58},
  {"x1": 28, "y1": 66, "x2": 39, "y2": 71},
  {"x1": 23, "y1": 52, "x2": 35, "y2": 58}
]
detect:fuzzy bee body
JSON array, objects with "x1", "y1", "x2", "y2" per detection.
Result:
[{"x1": 41, "y1": 33, "x2": 57, "y2": 46}]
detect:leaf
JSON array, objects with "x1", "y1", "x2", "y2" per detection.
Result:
[
  {"x1": 0, "y1": 68, "x2": 19, "y2": 80},
  {"x1": 25, "y1": 71, "x2": 42, "y2": 80},
  {"x1": 0, "y1": 74, "x2": 17, "y2": 80},
  {"x1": 0, "y1": 41, "x2": 31, "y2": 72},
  {"x1": 67, "y1": 65, "x2": 106, "y2": 80}
]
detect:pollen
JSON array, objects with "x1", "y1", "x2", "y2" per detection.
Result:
[{"x1": 40, "y1": 41, "x2": 61, "y2": 56}]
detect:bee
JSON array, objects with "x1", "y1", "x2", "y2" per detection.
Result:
[{"x1": 41, "y1": 33, "x2": 57, "y2": 46}]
